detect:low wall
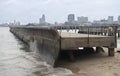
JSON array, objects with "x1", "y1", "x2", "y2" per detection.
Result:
[{"x1": 10, "y1": 26, "x2": 60, "y2": 66}]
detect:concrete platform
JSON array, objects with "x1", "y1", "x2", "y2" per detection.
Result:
[{"x1": 60, "y1": 32, "x2": 116, "y2": 50}]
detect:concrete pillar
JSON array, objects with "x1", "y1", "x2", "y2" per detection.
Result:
[
  {"x1": 96, "y1": 47, "x2": 104, "y2": 53},
  {"x1": 104, "y1": 32, "x2": 107, "y2": 36},
  {"x1": 118, "y1": 32, "x2": 120, "y2": 38},
  {"x1": 101, "y1": 32, "x2": 104, "y2": 36},
  {"x1": 108, "y1": 48, "x2": 114, "y2": 56},
  {"x1": 68, "y1": 51, "x2": 75, "y2": 61},
  {"x1": 96, "y1": 47, "x2": 101, "y2": 53}
]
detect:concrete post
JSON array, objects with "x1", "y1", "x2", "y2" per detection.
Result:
[
  {"x1": 104, "y1": 32, "x2": 107, "y2": 36},
  {"x1": 96, "y1": 47, "x2": 104, "y2": 53},
  {"x1": 68, "y1": 51, "x2": 75, "y2": 61},
  {"x1": 108, "y1": 48, "x2": 114, "y2": 56}
]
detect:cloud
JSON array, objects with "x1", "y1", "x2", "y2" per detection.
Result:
[{"x1": 0, "y1": 0, "x2": 120, "y2": 24}]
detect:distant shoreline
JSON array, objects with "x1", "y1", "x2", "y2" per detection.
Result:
[{"x1": 0, "y1": 26, "x2": 8, "y2": 27}]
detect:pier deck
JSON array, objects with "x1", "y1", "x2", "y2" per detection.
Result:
[{"x1": 60, "y1": 32, "x2": 116, "y2": 56}]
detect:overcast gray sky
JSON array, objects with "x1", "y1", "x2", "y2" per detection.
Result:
[{"x1": 0, "y1": 0, "x2": 120, "y2": 24}]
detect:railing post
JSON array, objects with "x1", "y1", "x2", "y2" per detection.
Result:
[
  {"x1": 75, "y1": 25, "x2": 76, "y2": 33},
  {"x1": 60, "y1": 26, "x2": 62, "y2": 33},
  {"x1": 113, "y1": 26, "x2": 117, "y2": 48},
  {"x1": 118, "y1": 31, "x2": 120, "y2": 38},
  {"x1": 87, "y1": 26, "x2": 89, "y2": 44}
]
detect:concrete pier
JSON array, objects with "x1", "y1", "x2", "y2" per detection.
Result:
[{"x1": 10, "y1": 26, "x2": 117, "y2": 66}]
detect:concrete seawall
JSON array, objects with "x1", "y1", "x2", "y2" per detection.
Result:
[{"x1": 10, "y1": 26, "x2": 60, "y2": 66}]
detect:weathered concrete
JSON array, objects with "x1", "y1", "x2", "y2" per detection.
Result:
[
  {"x1": 10, "y1": 26, "x2": 117, "y2": 66},
  {"x1": 108, "y1": 48, "x2": 115, "y2": 56},
  {"x1": 60, "y1": 32, "x2": 116, "y2": 50},
  {"x1": 10, "y1": 26, "x2": 60, "y2": 66}
]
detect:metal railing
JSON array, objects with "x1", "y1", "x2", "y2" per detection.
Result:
[{"x1": 53, "y1": 25, "x2": 117, "y2": 37}]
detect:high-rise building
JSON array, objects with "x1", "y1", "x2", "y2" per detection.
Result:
[
  {"x1": 118, "y1": 16, "x2": 120, "y2": 22},
  {"x1": 13, "y1": 20, "x2": 21, "y2": 25},
  {"x1": 107, "y1": 16, "x2": 113, "y2": 23},
  {"x1": 68, "y1": 14, "x2": 75, "y2": 22},
  {"x1": 39, "y1": 14, "x2": 46, "y2": 24},
  {"x1": 77, "y1": 16, "x2": 88, "y2": 23}
]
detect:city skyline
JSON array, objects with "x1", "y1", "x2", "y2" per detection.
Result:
[
  {"x1": 1, "y1": 14, "x2": 120, "y2": 25},
  {"x1": 0, "y1": 0, "x2": 120, "y2": 24}
]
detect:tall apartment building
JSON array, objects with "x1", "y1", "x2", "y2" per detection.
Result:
[
  {"x1": 118, "y1": 16, "x2": 120, "y2": 22},
  {"x1": 108, "y1": 16, "x2": 113, "y2": 23},
  {"x1": 77, "y1": 16, "x2": 88, "y2": 23},
  {"x1": 68, "y1": 14, "x2": 75, "y2": 22},
  {"x1": 39, "y1": 14, "x2": 46, "y2": 24}
]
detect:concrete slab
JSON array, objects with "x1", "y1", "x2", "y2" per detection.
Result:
[{"x1": 60, "y1": 32, "x2": 116, "y2": 50}]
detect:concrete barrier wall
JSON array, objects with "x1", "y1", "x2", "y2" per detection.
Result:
[{"x1": 10, "y1": 26, "x2": 60, "y2": 66}]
